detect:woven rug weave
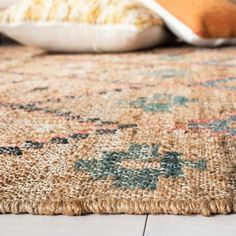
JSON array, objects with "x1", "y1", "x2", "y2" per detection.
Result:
[{"x1": 0, "y1": 46, "x2": 235, "y2": 216}]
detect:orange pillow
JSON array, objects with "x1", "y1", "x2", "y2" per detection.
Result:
[
  {"x1": 156, "y1": 0, "x2": 236, "y2": 38},
  {"x1": 139, "y1": 0, "x2": 236, "y2": 46}
]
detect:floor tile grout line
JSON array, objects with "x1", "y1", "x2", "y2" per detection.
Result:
[{"x1": 142, "y1": 214, "x2": 149, "y2": 236}]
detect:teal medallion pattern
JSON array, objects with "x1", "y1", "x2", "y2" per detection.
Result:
[
  {"x1": 76, "y1": 144, "x2": 206, "y2": 190},
  {"x1": 141, "y1": 69, "x2": 188, "y2": 79},
  {"x1": 189, "y1": 114, "x2": 236, "y2": 137},
  {"x1": 126, "y1": 94, "x2": 195, "y2": 112},
  {"x1": 200, "y1": 77, "x2": 236, "y2": 91}
]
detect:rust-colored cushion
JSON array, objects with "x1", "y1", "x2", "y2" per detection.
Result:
[{"x1": 153, "y1": 0, "x2": 236, "y2": 38}]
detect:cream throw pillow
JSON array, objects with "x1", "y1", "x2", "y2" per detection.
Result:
[{"x1": 0, "y1": 0, "x2": 169, "y2": 52}]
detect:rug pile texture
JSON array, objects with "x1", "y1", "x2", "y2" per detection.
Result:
[{"x1": 0, "y1": 46, "x2": 235, "y2": 216}]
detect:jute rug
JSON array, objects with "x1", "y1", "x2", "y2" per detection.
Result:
[{"x1": 0, "y1": 46, "x2": 235, "y2": 216}]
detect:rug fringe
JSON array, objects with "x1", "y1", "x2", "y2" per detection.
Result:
[{"x1": 0, "y1": 198, "x2": 235, "y2": 216}]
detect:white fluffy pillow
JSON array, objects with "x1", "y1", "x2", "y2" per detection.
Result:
[
  {"x1": 0, "y1": 0, "x2": 170, "y2": 52},
  {"x1": 0, "y1": 0, "x2": 18, "y2": 10}
]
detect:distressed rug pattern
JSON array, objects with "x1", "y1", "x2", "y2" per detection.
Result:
[{"x1": 0, "y1": 46, "x2": 235, "y2": 216}]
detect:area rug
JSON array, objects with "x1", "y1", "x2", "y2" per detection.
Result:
[{"x1": 0, "y1": 45, "x2": 235, "y2": 216}]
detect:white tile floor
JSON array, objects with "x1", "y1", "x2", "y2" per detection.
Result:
[
  {"x1": 145, "y1": 215, "x2": 236, "y2": 236},
  {"x1": 0, "y1": 214, "x2": 235, "y2": 236},
  {"x1": 0, "y1": 215, "x2": 146, "y2": 236}
]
